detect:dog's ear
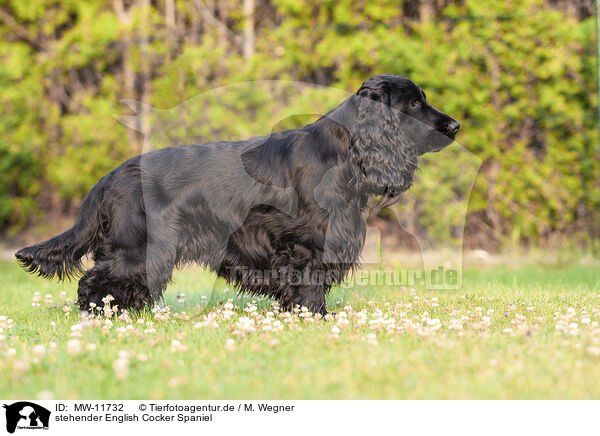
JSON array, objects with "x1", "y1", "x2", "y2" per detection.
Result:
[
  {"x1": 351, "y1": 86, "x2": 417, "y2": 198},
  {"x1": 380, "y1": 85, "x2": 394, "y2": 123},
  {"x1": 357, "y1": 84, "x2": 394, "y2": 123}
]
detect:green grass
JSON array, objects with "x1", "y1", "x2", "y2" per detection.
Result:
[{"x1": 0, "y1": 259, "x2": 599, "y2": 399}]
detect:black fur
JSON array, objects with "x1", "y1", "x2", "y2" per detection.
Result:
[{"x1": 16, "y1": 75, "x2": 459, "y2": 315}]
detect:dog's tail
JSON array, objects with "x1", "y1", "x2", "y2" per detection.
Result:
[{"x1": 15, "y1": 180, "x2": 106, "y2": 280}]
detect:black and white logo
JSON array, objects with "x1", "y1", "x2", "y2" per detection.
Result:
[{"x1": 3, "y1": 402, "x2": 50, "y2": 433}]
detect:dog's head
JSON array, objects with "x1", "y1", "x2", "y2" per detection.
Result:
[{"x1": 350, "y1": 74, "x2": 460, "y2": 198}]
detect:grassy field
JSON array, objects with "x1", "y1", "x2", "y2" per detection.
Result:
[{"x1": 0, "y1": 257, "x2": 599, "y2": 399}]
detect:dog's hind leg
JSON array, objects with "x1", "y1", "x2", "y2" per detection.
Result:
[
  {"x1": 77, "y1": 267, "x2": 107, "y2": 312},
  {"x1": 77, "y1": 259, "x2": 155, "y2": 312}
]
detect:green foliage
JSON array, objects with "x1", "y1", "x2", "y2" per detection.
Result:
[
  {"x1": 0, "y1": 0, "x2": 597, "y2": 245},
  {"x1": 0, "y1": 143, "x2": 40, "y2": 234}
]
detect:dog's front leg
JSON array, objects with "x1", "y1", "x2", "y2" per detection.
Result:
[{"x1": 279, "y1": 282, "x2": 328, "y2": 317}]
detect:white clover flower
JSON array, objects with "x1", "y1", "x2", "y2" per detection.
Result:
[
  {"x1": 12, "y1": 359, "x2": 30, "y2": 372},
  {"x1": 36, "y1": 391, "x2": 54, "y2": 400},
  {"x1": 112, "y1": 357, "x2": 129, "y2": 380},
  {"x1": 102, "y1": 294, "x2": 115, "y2": 304},
  {"x1": 224, "y1": 338, "x2": 236, "y2": 351},
  {"x1": 32, "y1": 345, "x2": 45, "y2": 357},
  {"x1": 116, "y1": 350, "x2": 132, "y2": 359},
  {"x1": 448, "y1": 319, "x2": 463, "y2": 330},
  {"x1": 587, "y1": 346, "x2": 600, "y2": 357},
  {"x1": 366, "y1": 333, "x2": 378, "y2": 345},
  {"x1": 170, "y1": 339, "x2": 187, "y2": 352},
  {"x1": 66, "y1": 339, "x2": 81, "y2": 355},
  {"x1": 234, "y1": 317, "x2": 256, "y2": 336}
]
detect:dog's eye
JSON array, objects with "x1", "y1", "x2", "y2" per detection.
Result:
[{"x1": 409, "y1": 100, "x2": 421, "y2": 109}]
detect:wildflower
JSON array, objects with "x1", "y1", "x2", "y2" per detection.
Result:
[
  {"x1": 144, "y1": 322, "x2": 157, "y2": 334},
  {"x1": 12, "y1": 359, "x2": 30, "y2": 372},
  {"x1": 170, "y1": 339, "x2": 187, "y2": 352},
  {"x1": 366, "y1": 333, "x2": 378, "y2": 345},
  {"x1": 152, "y1": 305, "x2": 171, "y2": 322},
  {"x1": 118, "y1": 350, "x2": 133, "y2": 359},
  {"x1": 66, "y1": 339, "x2": 81, "y2": 355},
  {"x1": 112, "y1": 357, "x2": 129, "y2": 380},
  {"x1": 32, "y1": 345, "x2": 45, "y2": 357},
  {"x1": 118, "y1": 311, "x2": 132, "y2": 323},
  {"x1": 36, "y1": 391, "x2": 54, "y2": 400},
  {"x1": 336, "y1": 312, "x2": 349, "y2": 328},
  {"x1": 225, "y1": 338, "x2": 236, "y2": 351},
  {"x1": 70, "y1": 324, "x2": 83, "y2": 338},
  {"x1": 234, "y1": 317, "x2": 256, "y2": 336},
  {"x1": 102, "y1": 294, "x2": 115, "y2": 304},
  {"x1": 587, "y1": 346, "x2": 600, "y2": 357}
]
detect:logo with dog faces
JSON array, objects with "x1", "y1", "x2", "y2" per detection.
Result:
[{"x1": 2, "y1": 402, "x2": 50, "y2": 433}]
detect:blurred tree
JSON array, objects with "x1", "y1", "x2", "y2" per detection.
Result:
[{"x1": 0, "y1": 0, "x2": 597, "y2": 248}]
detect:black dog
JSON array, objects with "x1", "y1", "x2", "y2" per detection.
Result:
[{"x1": 16, "y1": 75, "x2": 459, "y2": 315}]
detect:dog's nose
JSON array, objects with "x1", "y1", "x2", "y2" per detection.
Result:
[{"x1": 447, "y1": 120, "x2": 460, "y2": 135}]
